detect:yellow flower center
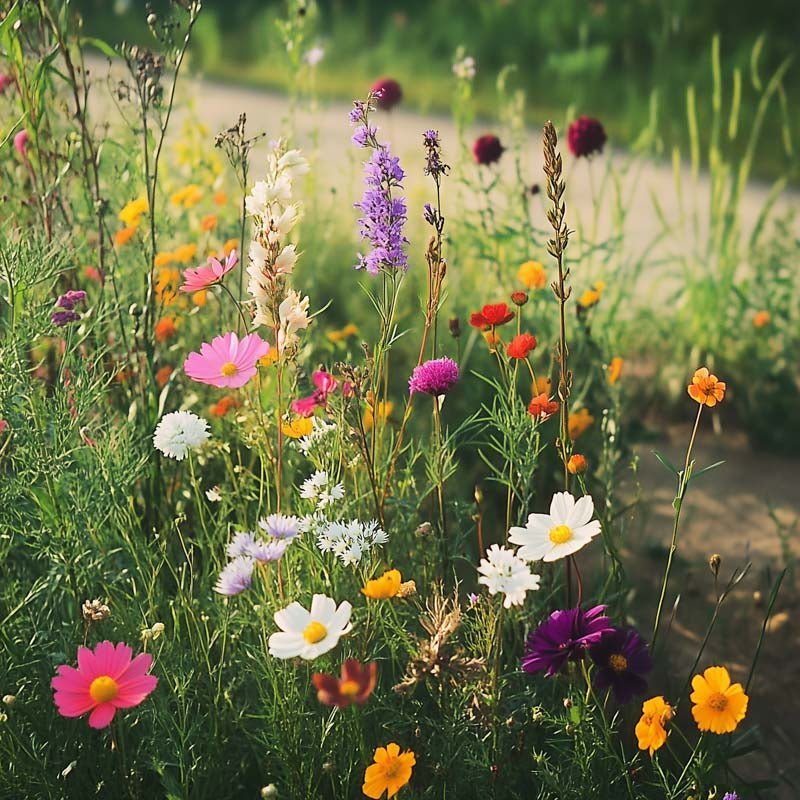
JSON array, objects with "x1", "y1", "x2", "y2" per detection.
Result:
[
  {"x1": 88, "y1": 675, "x2": 119, "y2": 703},
  {"x1": 707, "y1": 692, "x2": 728, "y2": 712},
  {"x1": 609, "y1": 654, "x2": 628, "y2": 673},
  {"x1": 340, "y1": 680, "x2": 360, "y2": 697},
  {"x1": 548, "y1": 524, "x2": 573, "y2": 544},
  {"x1": 220, "y1": 361, "x2": 238, "y2": 377},
  {"x1": 302, "y1": 621, "x2": 327, "y2": 644}
]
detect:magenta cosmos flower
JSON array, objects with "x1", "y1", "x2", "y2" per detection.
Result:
[
  {"x1": 370, "y1": 77, "x2": 402, "y2": 110},
  {"x1": 180, "y1": 250, "x2": 238, "y2": 293},
  {"x1": 51, "y1": 641, "x2": 157, "y2": 729},
  {"x1": 291, "y1": 370, "x2": 339, "y2": 416},
  {"x1": 567, "y1": 116, "x2": 607, "y2": 158},
  {"x1": 408, "y1": 357, "x2": 460, "y2": 395},
  {"x1": 184, "y1": 331, "x2": 269, "y2": 389},
  {"x1": 472, "y1": 134, "x2": 504, "y2": 165}
]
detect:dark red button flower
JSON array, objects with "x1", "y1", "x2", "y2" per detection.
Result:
[
  {"x1": 469, "y1": 303, "x2": 514, "y2": 330},
  {"x1": 371, "y1": 77, "x2": 403, "y2": 111},
  {"x1": 510, "y1": 291, "x2": 528, "y2": 307},
  {"x1": 567, "y1": 116, "x2": 607, "y2": 158},
  {"x1": 472, "y1": 134, "x2": 504, "y2": 165},
  {"x1": 506, "y1": 333, "x2": 537, "y2": 359},
  {"x1": 312, "y1": 659, "x2": 377, "y2": 708},
  {"x1": 528, "y1": 392, "x2": 559, "y2": 420}
]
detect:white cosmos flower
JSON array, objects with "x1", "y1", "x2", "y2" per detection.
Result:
[
  {"x1": 153, "y1": 411, "x2": 210, "y2": 460},
  {"x1": 268, "y1": 594, "x2": 352, "y2": 660},
  {"x1": 508, "y1": 491, "x2": 602, "y2": 563},
  {"x1": 477, "y1": 545, "x2": 541, "y2": 608}
]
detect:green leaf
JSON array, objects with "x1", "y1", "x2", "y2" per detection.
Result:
[
  {"x1": 652, "y1": 449, "x2": 679, "y2": 476},
  {"x1": 80, "y1": 36, "x2": 119, "y2": 60},
  {"x1": 691, "y1": 460, "x2": 726, "y2": 479}
]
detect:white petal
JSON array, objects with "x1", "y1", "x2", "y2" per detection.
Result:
[
  {"x1": 273, "y1": 602, "x2": 310, "y2": 633},
  {"x1": 574, "y1": 520, "x2": 602, "y2": 540},
  {"x1": 549, "y1": 491, "x2": 575, "y2": 525},
  {"x1": 542, "y1": 536, "x2": 592, "y2": 562},
  {"x1": 328, "y1": 601, "x2": 352, "y2": 634},
  {"x1": 310, "y1": 594, "x2": 336, "y2": 625},
  {"x1": 569, "y1": 495, "x2": 595, "y2": 528},
  {"x1": 268, "y1": 631, "x2": 303, "y2": 658},
  {"x1": 517, "y1": 539, "x2": 553, "y2": 562}
]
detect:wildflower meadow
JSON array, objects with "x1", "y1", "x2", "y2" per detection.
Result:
[{"x1": 1, "y1": 2, "x2": 798, "y2": 799}]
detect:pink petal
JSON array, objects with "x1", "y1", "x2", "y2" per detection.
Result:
[
  {"x1": 116, "y1": 652, "x2": 153, "y2": 682},
  {"x1": 313, "y1": 371, "x2": 337, "y2": 394},
  {"x1": 77, "y1": 646, "x2": 99, "y2": 679},
  {"x1": 52, "y1": 663, "x2": 90, "y2": 692},
  {"x1": 54, "y1": 690, "x2": 96, "y2": 717},
  {"x1": 225, "y1": 365, "x2": 256, "y2": 389},
  {"x1": 114, "y1": 674, "x2": 158, "y2": 708},
  {"x1": 291, "y1": 395, "x2": 318, "y2": 417},
  {"x1": 88, "y1": 702, "x2": 116, "y2": 729}
]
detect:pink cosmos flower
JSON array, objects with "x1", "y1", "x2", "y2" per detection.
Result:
[
  {"x1": 180, "y1": 250, "x2": 238, "y2": 293},
  {"x1": 184, "y1": 331, "x2": 269, "y2": 389},
  {"x1": 291, "y1": 370, "x2": 339, "y2": 416},
  {"x1": 51, "y1": 641, "x2": 157, "y2": 729},
  {"x1": 14, "y1": 129, "x2": 28, "y2": 157}
]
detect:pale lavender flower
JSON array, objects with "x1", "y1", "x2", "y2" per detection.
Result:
[
  {"x1": 214, "y1": 556, "x2": 254, "y2": 596},
  {"x1": 259, "y1": 513, "x2": 302, "y2": 540},
  {"x1": 408, "y1": 357, "x2": 460, "y2": 395},
  {"x1": 351, "y1": 125, "x2": 377, "y2": 148},
  {"x1": 248, "y1": 539, "x2": 288, "y2": 563},
  {"x1": 227, "y1": 531, "x2": 257, "y2": 558}
]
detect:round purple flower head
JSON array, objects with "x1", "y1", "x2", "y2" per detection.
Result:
[
  {"x1": 567, "y1": 116, "x2": 607, "y2": 158},
  {"x1": 589, "y1": 626, "x2": 653, "y2": 704},
  {"x1": 214, "y1": 555, "x2": 254, "y2": 596},
  {"x1": 408, "y1": 357, "x2": 460, "y2": 396},
  {"x1": 522, "y1": 604, "x2": 612, "y2": 677},
  {"x1": 371, "y1": 77, "x2": 402, "y2": 111}
]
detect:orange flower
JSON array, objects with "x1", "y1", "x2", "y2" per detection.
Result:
[
  {"x1": 155, "y1": 365, "x2": 173, "y2": 388},
  {"x1": 154, "y1": 251, "x2": 175, "y2": 267},
  {"x1": 517, "y1": 260, "x2": 547, "y2": 290},
  {"x1": 362, "y1": 569, "x2": 402, "y2": 600},
  {"x1": 222, "y1": 238, "x2": 238, "y2": 256},
  {"x1": 364, "y1": 398, "x2": 393, "y2": 430},
  {"x1": 506, "y1": 333, "x2": 537, "y2": 359},
  {"x1": 752, "y1": 310, "x2": 770, "y2": 329},
  {"x1": 281, "y1": 417, "x2": 313, "y2": 438},
  {"x1": 156, "y1": 268, "x2": 181, "y2": 305},
  {"x1": 114, "y1": 225, "x2": 138, "y2": 247},
  {"x1": 608, "y1": 356, "x2": 623, "y2": 385},
  {"x1": 635, "y1": 696, "x2": 674, "y2": 756},
  {"x1": 155, "y1": 317, "x2": 177, "y2": 343},
  {"x1": 327, "y1": 322, "x2": 359, "y2": 343},
  {"x1": 687, "y1": 367, "x2": 726, "y2": 407},
  {"x1": 173, "y1": 243, "x2": 198, "y2": 264},
  {"x1": 210, "y1": 394, "x2": 241, "y2": 417},
  {"x1": 483, "y1": 330, "x2": 501, "y2": 352},
  {"x1": 260, "y1": 349, "x2": 279, "y2": 367},
  {"x1": 568, "y1": 408, "x2": 594, "y2": 440},
  {"x1": 528, "y1": 393, "x2": 559, "y2": 420},
  {"x1": 213, "y1": 190, "x2": 227, "y2": 206},
  {"x1": 192, "y1": 290, "x2": 208, "y2": 308},
  {"x1": 535, "y1": 376, "x2": 552, "y2": 396},
  {"x1": 363, "y1": 744, "x2": 416, "y2": 799},
  {"x1": 578, "y1": 280, "x2": 606, "y2": 309},
  {"x1": 200, "y1": 214, "x2": 218, "y2": 231},
  {"x1": 690, "y1": 666, "x2": 748, "y2": 734},
  {"x1": 567, "y1": 454, "x2": 588, "y2": 475},
  {"x1": 170, "y1": 184, "x2": 203, "y2": 208}
]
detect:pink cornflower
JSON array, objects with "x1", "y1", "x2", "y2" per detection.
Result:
[
  {"x1": 51, "y1": 641, "x2": 157, "y2": 729},
  {"x1": 180, "y1": 250, "x2": 238, "y2": 293},
  {"x1": 291, "y1": 370, "x2": 339, "y2": 416},
  {"x1": 184, "y1": 331, "x2": 269, "y2": 389}
]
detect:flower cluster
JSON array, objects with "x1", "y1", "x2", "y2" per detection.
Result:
[
  {"x1": 215, "y1": 526, "x2": 293, "y2": 596},
  {"x1": 314, "y1": 518, "x2": 389, "y2": 566},
  {"x1": 51, "y1": 289, "x2": 87, "y2": 327}
]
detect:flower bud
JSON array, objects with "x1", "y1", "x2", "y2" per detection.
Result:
[
  {"x1": 510, "y1": 291, "x2": 528, "y2": 306},
  {"x1": 261, "y1": 785, "x2": 278, "y2": 798},
  {"x1": 3, "y1": 695, "x2": 16, "y2": 706},
  {"x1": 708, "y1": 553, "x2": 721, "y2": 577},
  {"x1": 567, "y1": 454, "x2": 588, "y2": 475},
  {"x1": 448, "y1": 317, "x2": 461, "y2": 338}
]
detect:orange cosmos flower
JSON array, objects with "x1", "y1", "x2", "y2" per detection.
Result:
[
  {"x1": 327, "y1": 322, "x2": 359, "y2": 343},
  {"x1": 752, "y1": 310, "x2": 770, "y2": 329},
  {"x1": 635, "y1": 696, "x2": 674, "y2": 756},
  {"x1": 155, "y1": 365, "x2": 173, "y2": 388},
  {"x1": 209, "y1": 395, "x2": 241, "y2": 418},
  {"x1": 114, "y1": 225, "x2": 137, "y2": 247},
  {"x1": 192, "y1": 290, "x2": 207, "y2": 307},
  {"x1": 173, "y1": 243, "x2": 198, "y2": 264},
  {"x1": 567, "y1": 454, "x2": 588, "y2": 474},
  {"x1": 687, "y1": 367, "x2": 726, "y2": 407},
  {"x1": 608, "y1": 356, "x2": 623, "y2": 385},
  {"x1": 361, "y1": 569, "x2": 402, "y2": 600},
  {"x1": 690, "y1": 666, "x2": 748, "y2": 734},
  {"x1": 200, "y1": 214, "x2": 218, "y2": 231},
  {"x1": 363, "y1": 744, "x2": 416, "y2": 799},
  {"x1": 528, "y1": 393, "x2": 559, "y2": 420},
  {"x1": 506, "y1": 333, "x2": 537, "y2": 359},
  {"x1": 155, "y1": 317, "x2": 177, "y2": 343},
  {"x1": 154, "y1": 251, "x2": 175, "y2": 267},
  {"x1": 213, "y1": 190, "x2": 227, "y2": 206},
  {"x1": 568, "y1": 408, "x2": 594, "y2": 440}
]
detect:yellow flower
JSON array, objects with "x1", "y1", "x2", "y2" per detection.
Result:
[
  {"x1": 192, "y1": 290, "x2": 207, "y2": 307},
  {"x1": 534, "y1": 376, "x2": 552, "y2": 397},
  {"x1": 223, "y1": 238, "x2": 239, "y2": 256},
  {"x1": 363, "y1": 400, "x2": 393, "y2": 431},
  {"x1": 260, "y1": 350, "x2": 279, "y2": 367},
  {"x1": 156, "y1": 267, "x2": 181, "y2": 305},
  {"x1": 170, "y1": 184, "x2": 203, "y2": 208},
  {"x1": 635, "y1": 696, "x2": 674, "y2": 756},
  {"x1": 200, "y1": 213, "x2": 218, "y2": 232},
  {"x1": 362, "y1": 743, "x2": 415, "y2": 799},
  {"x1": 154, "y1": 251, "x2": 175, "y2": 267},
  {"x1": 114, "y1": 225, "x2": 138, "y2": 247},
  {"x1": 327, "y1": 322, "x2": 359, "y2": 343},
  {"x1": 517, "y1": 260, "x2": 547, "y2": 290},
  {"x1": 118, "y1": 196, "x2": 148, "y2": 226},
  {"x1": 281, "y1": 417, "x2": 313, "y2": 438},
  {"x1": 579, "y1": 280, "x2": 606, "y2": 308},
  {"x1": 568, "y1": 408, "x2": 594, "y2": 440},
  {"x1": 608, "y1": 356, "x2": 623, "y2": 385},
  {"x1": 361, "y1": 569, "x2": 402, "y2": 600},
  {"x1": 687, "y1": 367, "x2": 726, "y2": 407},
  {"x1": 173, "y1": 243, "x2": 198, "y2": 264},
  {"x1": 690, "y1": 666, "x2": 748, "y2": 734}
]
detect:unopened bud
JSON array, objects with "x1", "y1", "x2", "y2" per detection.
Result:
[
  {"x1": 562, "y1": 697, "x2": 572, "y2": 709},
  {"x1": 415, "y1": 521, "x2": 433, "y2": 538},
  {"x1": 474, "y1": 485, "x2": 483, "y2": 505},
  {"x1": 708, "y1": 554, "x2": 721, "y2": 577},
  {"x1": 448, "y1": 316, "x2": 461, "y2": 338},
  {"x1": 151, "y1": 622, "x2": 165, "y2": 639},
  {"x1": 260, "y1": 784, "x2": 278, "y2": 798},
  {"x1": 567, "y1": 454, "x2": 588, "y2": 475},
  {"x1": 511, "y1": 291, "x2": 528, "y2": 306},
  {"x1": 3, "y1": 695, "x2": 15, "y2": 706}
]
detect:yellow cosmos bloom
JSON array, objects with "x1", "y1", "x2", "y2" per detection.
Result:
[
  {"x1": 363, "y1": 743, "x2": 415, "y2": 799},
  {"x1": 517, "y1": 260, "x2": 547, "y2": 290},
  {"x1": 281, "y1": 417, "x2": 313, "y2": 438},
  {"x1": 690, "y1": 666, "x2": 748, "y2": 734},
  {"x1": 687, "y1": 367, "x2": 726, "y2": 407},
  {"x1": 635, "y1": 696, "x2": 673, "y2": 756},
  {"x1": 170, "y1": 184, "x2": 203, "y2": 208},
  {"x1": 154, "y1": 251, "x2": 175, "y2": 267},
  {"x1": 118, "y1": 196, "x2": 148, "y2": 226},
  {"x1": 361, "y1": 569, "x2": 402, "y2": 600}
]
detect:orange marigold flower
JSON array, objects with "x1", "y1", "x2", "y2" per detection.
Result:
[
  {"x1": 517, "y1": 260, "x2": 547, "y2": 290},
  {"x1": 361, "y1": 569, "x2": 402, "y2": 600},
  {"x1": 200, "y1": 213, "x2": 218, "y2": 231},
  {"x1": 114, "y1": 225, "x2": 138, "y2": 247},
  {"x1": 213, "y1": 190, "x2": 227, "y2": 206},
  {"x1": 528, "y1": 392, "x2": 559, "y2": 420},
  {"x1": 363, "y1": 743, "x2": 416, "y2": 799},
  {"x1": 222, "y1": 238, "x2": 238, "y2": 256},
  {"x1": 155, "y1": 317, "x2": 177, "y2": 343},
  {"x1": 506, "y1": 333, "x2": 537, "y2": 359},
  {"x1": 690, "y1": 666, "x2": 748, "y2": 734},
  {"x1": 752, "y1": 310, "x2": 770, "y2": 329},
  {"x1": 567, "y1": 454, "x2": 588, "y2": 475},
  {"x1": 568, "y1": 408, "x2": 594, "y2": 440},
  {"x1": 635, "y1": 696, "x2": 674, "y2": 756},
  {"x1": 210, "y1": 394, "x2": 241, "y2": 418},
  {"x1": 173, "y1": 243, "x2": 198, "y2": 264},
  {"x1": 608, "y1": 356, "x2": 623, "y2": 385},
  {"x1": 687, "y1": 367, "x2": 726, "y2": 407},
  {"x1": 312, "y1": 659, "x2": 377, "y2": 709},
  {"x1": 155, "y1": 365, "x2": 173, "y2": 388}
]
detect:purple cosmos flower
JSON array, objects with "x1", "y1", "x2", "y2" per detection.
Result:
[
  {"x1": 51, "y1": 310, "x2": 81, "y2": 327},
  {"x1": 259, "y1": 514, "x2": 302, "y2": 540},
  {"x1": 56, "y1": 290, "x2": 87, "y2": 310},
  {"x1": 408, "y1": 357, "x2": 460, "y2": 396},
  {"x1": 522, "y1": 605, "x2": 613, "y2": 677},
  {"x1": 214, "y1": 556, "x2": 254, "y2": 596},
  {"x1": 589, "y1": 626, "x2": 653, "y2": 704}
]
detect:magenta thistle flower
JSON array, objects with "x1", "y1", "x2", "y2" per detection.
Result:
[
  {"x1": 567, "y1": 116, "x2": 607, "y2": 158},
  {"x1": 522, "y1": 605, "x2": 612, "y2": 677},
  {"x1": 589, "y1": 626, "x2": 653, "y2": 704},
  {"x1": 408, "y1": 357, "x2": 460, "y2": 396},
  {"x1": 370, "y1": 77, "x2": 402, "y2": 111},
  {"x1": 472, "y1": 134, "x2": 504, "y2": 165}
]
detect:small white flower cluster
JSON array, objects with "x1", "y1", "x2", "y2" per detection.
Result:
[
  {"x1": 452, "y1": 53, "x2": 476, "y2": 81},
  {"x1": 295, "y1": 417, "x2": 337, "y2": 455},
  {"x1": 153, "y1": 411, "x2": 210, "y2": 461},
  {"x1": 477, "y1": 545, "x2": 540, "y2": 609},
  {"x1": 315, "y1": 518, "x2": 389, "y2": 566},
  {"x1": 300, "y1": 470, "x2": 344, "y2": 510}
]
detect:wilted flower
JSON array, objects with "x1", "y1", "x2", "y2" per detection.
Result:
[
  {"x1": 528, "y1": 393, "x2": 559, "y2": 421},
  {"x1": 567, "y1": 116, "x2": 607, "y2": 158},
  {"x1": 153, "y1": 411, "x2": 210, "y2": 461},
  {"x1": 635, "y1": 696, "x2": 674, "y2": 756},
  {"x1": 82, "y1": 599, "x2": 111, "y2": 623}
]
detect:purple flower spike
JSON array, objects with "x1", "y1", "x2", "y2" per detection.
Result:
[{"x1": 408, "y1": 357, "x2": 459, "y2": 396}]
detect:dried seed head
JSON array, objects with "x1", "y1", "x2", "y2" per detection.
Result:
[
  {"x1": 708, "y1": 553, "x2": 722, "y2": 577},
  {"x1": 82, "y1": 599, "x2": 110, "y2": 623}
]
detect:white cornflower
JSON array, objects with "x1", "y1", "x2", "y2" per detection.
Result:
[
  {"x1": 508, "y1": 491, "x2": 602, "y2": 563},
  {"x1": 315, "y1": 519, "x2": 388, "y2": 565},
  {"x1": 268, "y1": 594, "x2": 352, "y2": 660},
  {"x1": 153, "y1": 411, "x2": 210, "y2": 461},
  {"x1": 477, "y1": 545, "x2": 541, "y2": 609}
]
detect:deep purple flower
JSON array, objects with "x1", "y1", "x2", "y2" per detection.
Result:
[
  {"x1": 423, "y1": 129, "x2": 449, "y2": 180},
  {"x1": 56, "y1": 290, "x2": 87, "y2": 310},
  {"x1": 371, "y1": 77, "x2": 402, "y2": 111},
  {"x1": 408, "y1": 357, "x2": 460, "y2": 396},
  {"x1": 589, "y1": 626, "x2": 653, "y2": 704},
  {"x1": 472, "y1": 134, "x2": 504, "y2": 166},
  {"x1": 522, "y1": 605, "x2": 613, "y2": 677},
  {"x1": 51, "y1": 310, "x2": 81, "y2": 327},
  {"x1": 567, "y1": 116, "x2": 607, "y2": 158}
]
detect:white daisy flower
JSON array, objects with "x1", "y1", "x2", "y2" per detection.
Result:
[
  {"x1": 268, "y1": 594, "x2": 352, "y2": 660},
  {"x1": 508, "y1": 491, "x2": 602, "y2": 563},
  {"x1": 477, "y1": 545, "x2": 541, "y2": 608},
  {"x1": 153, "y1": 411, "x2": 210, "y2": 461}
]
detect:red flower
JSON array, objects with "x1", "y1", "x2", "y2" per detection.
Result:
[
  {"x1": 528, "y1": 392, "x2": 559, "y2": 420},
  {"x1": 506, "y1": 333, "x2": 537, "y2": 359},
  {"x1": 472, "y1": 134, "x2": 504, "y2": 165},
  {"x1": 567, "y1": 116, "x2": 607, "y2": 158},
  {"x1": 371, "y1": 78, "x2": 402, "y2": 111},
  {"x1": 510, "y1": 291, "x2": 528, "y2": 306},
  {"x1": 469, "y1": 303, "x2": 514, "y2": 330},
  {"x1": 312, "y1": 659, "x2": 377, "y2": 708}
]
